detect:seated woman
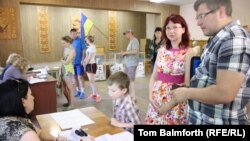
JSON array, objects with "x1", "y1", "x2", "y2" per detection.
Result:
[
  {"x1": 0, "y1": 79, "x2": 40, "y2": 140},
  {"x1": 0, "y1": 79, "x2": 66, "y2": 141},
  {"x1": 0, "y1": 53, "x2": 21, "y2": 82},
  {"x1": 2, "y1": 57, "x2": 28, "y2": 82}
]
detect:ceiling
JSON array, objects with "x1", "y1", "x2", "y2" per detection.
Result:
[{"x1": 138, "y1": 0, "x2": 196, "y2": 6}]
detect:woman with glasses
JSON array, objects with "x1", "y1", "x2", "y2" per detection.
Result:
[
  {"x1": 145, "y1": 14, "x2": 196, "y2": 125},
  {"x1": 0, "y1": 79, "x2": 66, "y2": 141}
]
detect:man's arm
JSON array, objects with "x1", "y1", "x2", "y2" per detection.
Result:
[
  {"x1": 171, "y1": 69, "x2": 244, "y2": 105},
  {"x1": 122, "y1": 39, "x2": 139, "y2": 55}
]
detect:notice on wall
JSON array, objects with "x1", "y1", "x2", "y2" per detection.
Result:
[
  {"x1": 108, "y1": 11, "x2": 117, "y2": 50},
  {"x1": 37, "y1": 6, "x2": 50, "y2": 53},
  {"x1": 0, "y1": 7, "x2": 17, "y2": 39}
]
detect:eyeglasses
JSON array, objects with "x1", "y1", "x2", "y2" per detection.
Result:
[
  {"x1": 165, "y1": 26, "x2": 183, "y2": 31},
  {"x1": 195, "y1": 8, "x2": 218, "y2": 21}
]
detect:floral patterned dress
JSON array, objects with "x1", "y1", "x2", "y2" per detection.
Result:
[{"x1": 145, "y1": 47, "x2": 188, "y2": 125}]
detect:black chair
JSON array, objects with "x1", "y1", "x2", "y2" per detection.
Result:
[{"x1": 190, "y1": 56, "x2": 201, "y2": 79}]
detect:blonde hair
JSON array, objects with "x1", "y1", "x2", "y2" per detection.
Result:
[
  {"x1": 6, "y1": 53, "x2": 21, "y2": 65},
  {"x1": 12, "y1": 57, "x2": 28, "y2": 73}
]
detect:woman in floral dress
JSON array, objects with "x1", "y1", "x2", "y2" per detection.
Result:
[{"x1": 145, "y1": 14, "x2": 196, "y2": 125}]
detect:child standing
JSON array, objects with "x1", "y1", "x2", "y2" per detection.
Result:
[
  {"x1": 84, "y1": 35, "x2": 101, "y2": 102},
  {"x1": 107, "y1": 71, "x2": 141, "y2": 133}
]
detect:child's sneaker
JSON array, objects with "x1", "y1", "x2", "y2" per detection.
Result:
[
  {"x1": 95, "y1": 94, "x2": 102, "y2": 102},
  {"x1": 87, "y1": 93, "x2": 97, "y2": 99},
  {"x1": 74, "y1": 91, "x2": 81, "y2": 97},
  {"x1": 79, "y1": 92, "x2": 85, "y2": 99}
]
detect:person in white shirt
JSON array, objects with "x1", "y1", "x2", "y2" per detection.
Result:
[{"x1": 83, "y1": 35, "x2": 101, "y2": 102}]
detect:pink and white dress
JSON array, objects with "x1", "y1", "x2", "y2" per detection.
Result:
[{"x1": 145, "y1": 46, "x2": 188, "y2": 125}]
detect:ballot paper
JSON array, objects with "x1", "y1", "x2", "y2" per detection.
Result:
[
  {"x1": 29, "y1": 77, "x2": 46, "y2": 84},
  {"x1": 95, "y1": 131, "x2": 134, "y2": 141},
  {"x1": 50, "y1": 109, "x2": 94, "y2": 130}
]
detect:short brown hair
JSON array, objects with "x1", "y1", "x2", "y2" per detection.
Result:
[
  {"x1": 70, "y1": 28, "x2": 77, "y2": 33},
  {"x1": 107, "y1": 71, "x2": 130, "y2": 93},
  {"x1": 62, "y1": 36, "x2": 73, "y2": 44},
  {"x1": 194, "y1": 0, "x2": 232, "y2": 16},
  {"x1": 86, "y1": 35, "x2": 94, "y2": 43}
]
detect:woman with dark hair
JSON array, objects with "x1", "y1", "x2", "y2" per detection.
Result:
[
  {"x1": 145, "y1": 14, "x2": 196, "y2": 125},
  {"x1": 148, "y1": 27, "x2": 163, "y2": 73},
  {"x1": 0, "y1": 79, "x2": 66, "y2": 141}
]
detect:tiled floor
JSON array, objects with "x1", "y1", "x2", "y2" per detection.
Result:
[{"x1": 56, "y1": 75, "x2": 151, "y2": 123}]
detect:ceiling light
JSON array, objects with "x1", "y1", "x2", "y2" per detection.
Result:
[{"x1": 150, "y1": 0, "x2": 166, "y2": 3}]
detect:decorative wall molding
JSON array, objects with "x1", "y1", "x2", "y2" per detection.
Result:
[
  {"x1": 37, "y1": 6, "x2": 50, "y2": 53},
  {"x1": 108, "y1": 11, "x2": 117, "y2": 50},
  {"x1": 0, "y1": 7, "x2": 17, "y2": 39}
]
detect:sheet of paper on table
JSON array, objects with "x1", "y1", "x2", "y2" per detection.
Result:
[
  {"x1": 29, "y1": 77, "x2": 46, "y2": 84},
  {"x1": 95, "y1": 131, "x2": 134, "y2": 141},
  {"x1": 50, "y1": 109, "x2": 95, "y2": 130}
]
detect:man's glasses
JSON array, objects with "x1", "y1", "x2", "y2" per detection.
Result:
[
  {"x1": 165, "y1": 26, "x2": 183, "y2": 31},
  {"x1": 195, "y1": 8, "x2": 218, "y2": 21}
]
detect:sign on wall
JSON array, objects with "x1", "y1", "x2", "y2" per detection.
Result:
[
  {"x1": 37, "y1": 6, "x2": 50, "y2": 53},
  {"x1": 108, "y1": 11, "x2": 117, "y2": 50},
  {"x1": 0, "y1": 7, "x2": 17, "y2": 39}
]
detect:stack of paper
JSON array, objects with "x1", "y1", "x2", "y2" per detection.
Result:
[
  {"x1": 29, "y1": 77, "x2": 46, "y2": 84},
  {"x1": 50, "y1": 109, "x2": 95, "y2": 130}
]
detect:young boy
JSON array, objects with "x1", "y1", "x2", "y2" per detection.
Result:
[{"x1": 107, "y1": 71, "x2": 141, "y2": 133}]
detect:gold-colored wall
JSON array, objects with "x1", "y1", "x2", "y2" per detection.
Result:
[
  {"x1": 20, "y1": 5, "x2": 146, "y2": 62},
  {"x1": 0, "y1": 0, "x2": 23, "y2": 65},
  {"x1": 0, "y1": 0, "x2": 179, "y2": 65}
]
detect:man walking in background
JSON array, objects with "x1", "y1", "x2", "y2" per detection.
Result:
[
  {"x1": 70, "y1": 28, "x2": 86, "y2": 100},
  {"x1": 122, "y1": 29, "x2": 139, "y2": 102}
]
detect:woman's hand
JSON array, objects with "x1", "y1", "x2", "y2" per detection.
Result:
[
  {"x1": 157, "y1": 87, "x2": 189, "y2": 114},
  {"x1": 157, "y1": 100, "x2": 177, "y2": 114},
  {"x1": 149, "y1": 97, "x2": 160, "y2": 110}
]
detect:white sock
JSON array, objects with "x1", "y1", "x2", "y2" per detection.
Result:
[
  {"x1": 80, "y1": 88, "x2": 85, "y2": 93},
  {"x1": 76, "y1": 87, "x2": 80, "y2": 92}
]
